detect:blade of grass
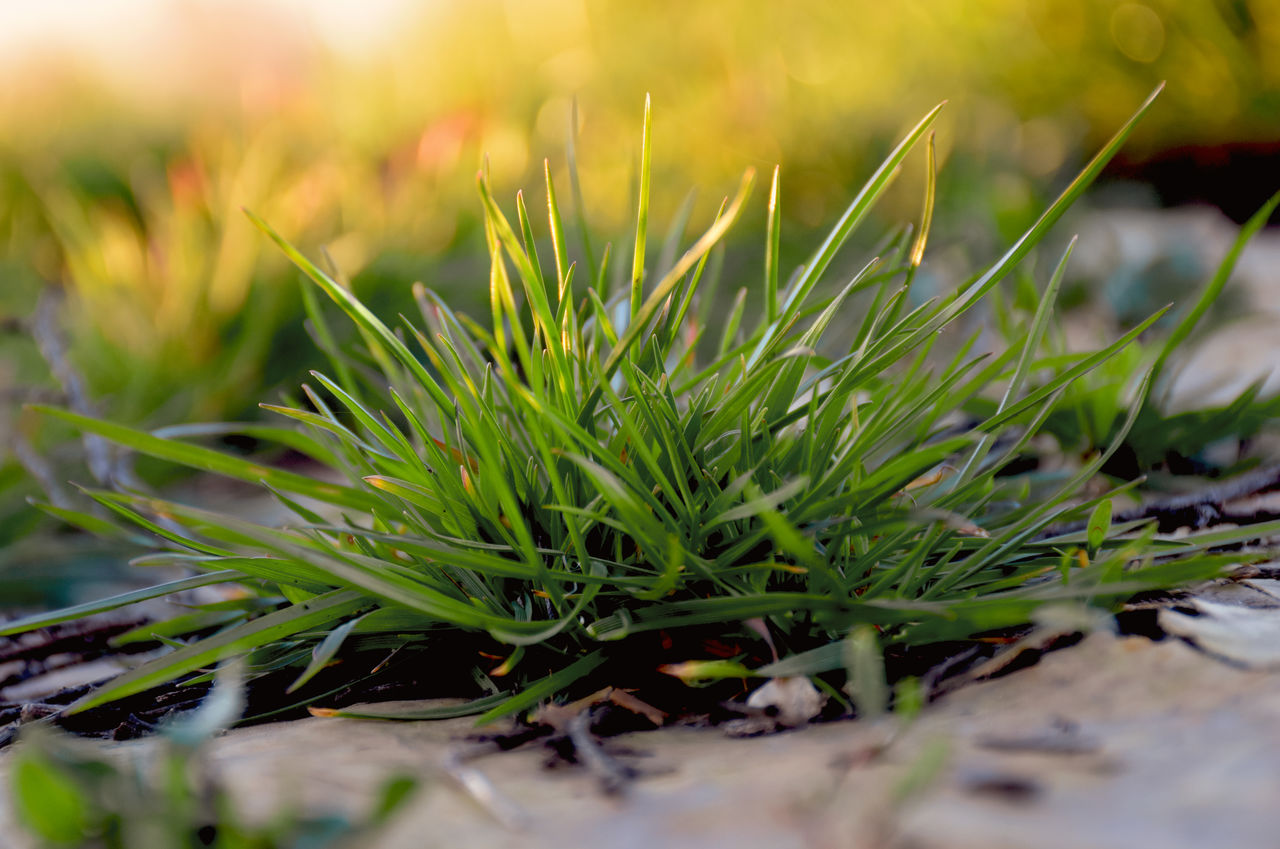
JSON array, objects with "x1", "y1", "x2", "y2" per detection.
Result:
[
  {"x1": 630, "y1": 93, "x2": 653, "y2": 322},
  {"x1": 30, "y1": 406, "x2": 380, "y2": 512},
  {"x1": 0, "y1": 571, "x2": 244, "y2": 637},
  {"x1": 765, "y1": 165, "x2": 781, "y2": 323},
  {"x1": 1150, "y1": 188, "x2": 1280, "y2": 389},
  {"x1": 473, "y1": 649, "x2": 606, "y2": 725},
  {"x1": 67, "y1": 590, "x2": 370, "y2": 714}
]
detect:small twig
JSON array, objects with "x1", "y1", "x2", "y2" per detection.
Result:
[
  {"x1": 0, "y1": 618, "x2": 143, "y2": 665},
  {"x1": 567, "y1": 707, "x2": 638, "y2": 796},
  {"x1": 1047, "y1": 461, "x2": 1280, "y2": 536},
  {"x1": 111, "y1": 713, "x2": 160, "y2": 741},
  {"x1": 920, "y1": 645, "x2": 983, "y2": 700},
  {"x1": 441, "y1": 746, "x2": 529, "y2": 829},
  {"x1": 0, "y1": 703, "x2": 59, "y2": 725},
  {"x1": 976, "y1": 719, "x2": 1101, "y2": 755},
  {"x1": 32, "y1": 290, "x2": 137, "y2": 488},
  {"x1": 0, "y1": 386, "x2": 64, "y2": 405},
  {"x1": 1228, "y1": 562, "x2": 1280, "y2": 580},
  {"x1": 12, "y1": 432, "x2": 72, "y2": 508}
]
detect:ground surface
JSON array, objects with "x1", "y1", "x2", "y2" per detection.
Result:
[
  {"x1": 4, "y1": 206, "x2": 1280, "y2": 846},
  {"x1": 3, "y1": 612, "x2": 1280, "y2": 849}
]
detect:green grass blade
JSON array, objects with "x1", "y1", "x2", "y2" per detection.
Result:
[
  {"x1": 942, "y1": 84, "x2": 1164, "y2": 323},
  {"x1": 152, "y1": 422, "x2": 344, "y2": 470},
  {"x1": 956, "y1": 236, "x2": 1075, "y2": 480},
  {"x1": 473, "y1": 649, "x2": 606, "y2": 725},
  {"x1": 242, "y1": 209, "x2": 455, "y2": 413},
  {"x1": 287, "y1": 613, "x2": 366, "y2": 693},
  {"x1": 544, "y1": 159, "x2": 571, "y2": 304},
  {"x1": 974, "y1": 306, "x2": 1168, "y2": 434},
  {"x1": 31, "y1": 406, "x2": 380, "y2": 512},
  {"x1": 28, "y1": 499, "x2": 150, "y2": 546},
  {"x1": 630, "y1": 93, "x2": 653, "y2": 321},
  {"x1": 0, "y1": 571, "x2": 244, "y2": 637},
  {"x1": 1150, "y1": 188, "x2": 1280, "y2": 389},
  {"x1": 67, "y1": 590, "x2": 370, "y2": 714},
  {"x1": 313, "y1": 692, "x2": 510, "y2": 721},
  {"x1": 764, "y1": 164, "x2": 782, "y2": 323},
  {"x1": 582, "y1": 168, "x2": 755, "y2": 420}
]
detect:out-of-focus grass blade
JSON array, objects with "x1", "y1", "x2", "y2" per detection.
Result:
[
  {"x1": 1087, "y1": 499, "x2": 1113, "y2": 554},
  {"x1": 28, "y1": 499, "x2": 150, "y2": 546},
  {"x1": 0, "y1": 571, "x2": 244, "y2": 637},
  {"x1": 567, "y1": 97, "x2": 597, "y2": 276},
  {"x1": 30, "y1": 406, "x2": 380, "y2": 512},
  {"x1": 66, "y1": 589, "x2": 370, "y2": 713},
  {"x1": 243, "y1": 209, "x2": 456, "y2": 413},
  {"x1": 974, "y1": 306, "x2": 1167, "y2": 433},
  {"x1": 151, "y1": 422, "x2": 343, "y2": 469},
  {"x1": 1150, "y1": 188, "x2": 1280, "y2": 388}
]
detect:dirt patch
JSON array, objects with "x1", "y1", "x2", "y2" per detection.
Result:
[{"x1": 4, "y1": 630, "x2": 1278, "y2": 848}]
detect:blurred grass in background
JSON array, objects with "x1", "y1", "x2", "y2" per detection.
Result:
[{"x1": 2, "y1": 0, "x2": 1278, "y2": 599}]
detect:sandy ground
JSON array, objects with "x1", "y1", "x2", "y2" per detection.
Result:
[{"x1": 3, "y1": 625, "x2": 1279, "y2": 849}]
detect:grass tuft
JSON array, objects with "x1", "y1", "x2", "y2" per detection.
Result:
[{"x1": 13, "y1": 89, "x2": 1248, "y2": 723}]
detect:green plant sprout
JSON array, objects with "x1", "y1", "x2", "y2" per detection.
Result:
[{"x1": 5, "y1": 88, "x2": 1267, "y2": 725}]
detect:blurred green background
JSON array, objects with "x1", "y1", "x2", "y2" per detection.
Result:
[{"x1": 3, "y1": 0, "x2": 1279, "y2": 603}]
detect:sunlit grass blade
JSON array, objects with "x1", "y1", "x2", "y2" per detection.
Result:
[
  {"x1": 764, "y1": 165, "x2": 782, "y2": 323},
  {"x1": 630, "y1": 93, "x2": 653, "y2": 322},
  {"x1": 243, "y1": 210, "x2": 456, "y2": 413},
  {"x1": 942, "y1": 83, "x2": 1164, "y2": 323},
  {"x1": 544, "y1": 159, "x2": 571, "y2": 305},
  {"x1": 909, "y1": 133, "x2": 937, "y2": 270}
]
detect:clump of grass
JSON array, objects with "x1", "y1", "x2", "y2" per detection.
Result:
[{"x1": 5, "y1": 88, "x2": 1251, "y2": 724}]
